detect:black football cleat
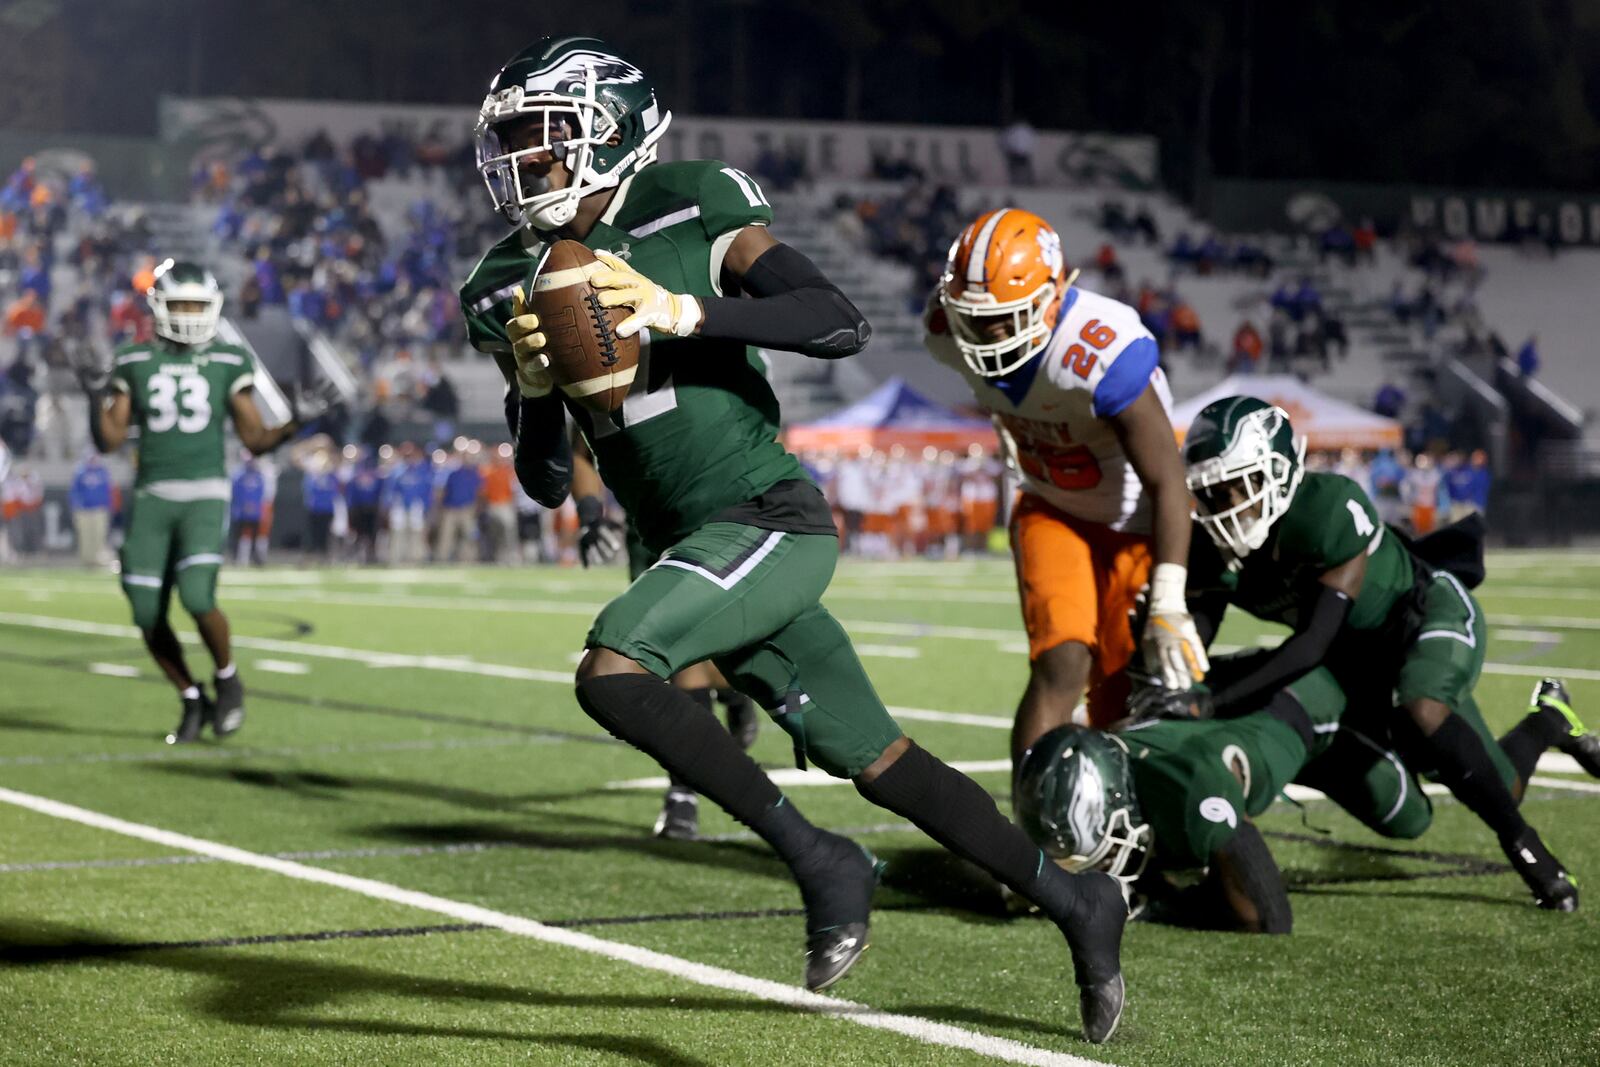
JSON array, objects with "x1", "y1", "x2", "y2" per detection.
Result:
[
  {"x1": 653, "y1": 788, "x2": 699, "y2": 840},
  {"x1": 805, "y1": 922, "x2": 869, "y2": 993},
  {"x1": 1502, "y1": 827, "x2": 1579, "y2": 912},
  {"x1": 723, "y1": 693, "x2": 760, "y2": 752},
  {"x1": 212, "y1": 670, "x2": 246, "y2": 738},
  {"x1": 1058, "y1": 871, "x2": 1129, "y2": 1044},
  {"x1": 165, "y1": 692, "x2": 209, "y2": 745},
  {"x1": 1532, "y1": 679, "x2": 1600, "y2": 779},
  {"x1": 798, "y1": 834, "x2": 884, "y2": 992}
]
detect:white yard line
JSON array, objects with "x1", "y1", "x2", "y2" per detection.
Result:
[
  {"x1": 87, "y1": 662, "x2": 141, "y2": 677},
  {"x1": 255, "y1": 659, "x2": 311, "y2": 675},
  {"x1": 0, "y1": 785, "x2": 1107, "y2": 1067}
]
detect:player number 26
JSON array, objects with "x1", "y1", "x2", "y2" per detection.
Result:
[{"x1": 1062, "y1": 319, "x2": 1117, "y2": 379}]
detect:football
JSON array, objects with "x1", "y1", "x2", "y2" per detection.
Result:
[{"x1": 528, "y1": 239, "x2": 640, "y2": 413}]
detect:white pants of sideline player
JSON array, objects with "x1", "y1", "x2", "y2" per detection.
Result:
[{"x1": 74, "y1": 508, "x2": 109, "y2": 566}]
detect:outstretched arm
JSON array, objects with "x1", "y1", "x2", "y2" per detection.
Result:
[
  {"x1": 89, "y1": 390, "x2": 132, "y2": 453},
  {"x1": 1209, "y1": 553, "x2": 1363, "y2": 715}
]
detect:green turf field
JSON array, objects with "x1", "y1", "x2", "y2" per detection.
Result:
[{"x1": 2, "y1": 553, "x2": 1598, "y2": 1066}]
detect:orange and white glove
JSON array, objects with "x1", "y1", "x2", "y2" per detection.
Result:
[
  {"x1": 506, "y1": 289, "x2": 553, "y2": 398},
  {"x1": 591, "y1": 250, "x2": 702, "y2": 339},
  {"x1": 1142, "y1": 563, "x2": 1209, "y2": 689}
]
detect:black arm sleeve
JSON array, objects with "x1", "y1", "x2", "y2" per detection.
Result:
[
  {"x1": 1211, "y1": 821, "x2": 1293, "y2": 934},
  {"x1": 696, "y1": 242, "x2": 871, "y2": 359},
  {"x1": 1189, "y1": 588, "x2": 1231, "y2": 650},
  {"x1": 86, "y1": 390, "x2": 111, "y2": 454},
  {"x1": 505, "y1": 389, "x2": 572, "y2": 508},
  {"x1": 1209, "y1": 585, "x2": 1351, "y2": 716}
]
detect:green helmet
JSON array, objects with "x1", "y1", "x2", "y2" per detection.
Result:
[
  {"x1": 1015, "y1": 725, "x2": 1151, "y2": 885},
  {"x1": 475, "y1": 36, "x2": 671, "y2": 231},
  {"x1": 1183, "y1": 395, "x2": 1306, "y2": 559},
  {"x1": 147, "y1": 258, "x2": 223, "y2": 346}
]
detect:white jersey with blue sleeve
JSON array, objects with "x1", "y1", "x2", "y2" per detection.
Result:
[{"x1": 924, "y1": 285, "x2": 1172, "y2": 532}]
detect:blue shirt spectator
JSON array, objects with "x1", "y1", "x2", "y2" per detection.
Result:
[
  {"x1": 302, "y1": 470, "x2": 341, "y2": 515},
  {"x1": 1369, "y1": 450, "x2": 1405, "y2": 501},
  {"x1": 70, "y1": 456, "x2": 113, "y2": 512},
  {"x1": 386, "y1": 458, "x2": 434, "y2": 512},
  {"x1": 1373, "y1": 382, "x2": 1406, "y2": 419},
  {"x1": 232, "y1": 463, "x2": 266, "y2": 522},
  {"x1": 439, "y1": 462, "x2": 482, "y2": 509},
  {"x1": 1517, "y1": 334, "x2": 1539, "y2": 377},
  {"x1": 345, "y1": 464, "x2": 383, "y2": 509}
]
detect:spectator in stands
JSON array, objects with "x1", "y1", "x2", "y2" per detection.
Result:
[
  {"x1": 1132, "y1": 203, "x2": 1160, "y2": 245},
  {"x1": 0, "y1": 360, "x2": 39, "y2": 457},
  {"x1": 1335, "y1": 447, "x2": 1370, "y2": 490},
  {"x1": 1170, "y1": 300, "x2": 1202, "y2": 352},
  {"x1": 130, "y1": 255, "x2": 158, "y2": 298},
  {"x1": 231, "y1": 456, "x2": 268, "y2": 565},
  {"x1": 4, "y1": 289, "x2": 47, "y2": 362},
  {"x1": 420, "y1": 359, "x2": 460, "y2": 444},
  {"x1": 1373, "y1": 379, "x2": 1406, "y2": 419},
  {"x1": 1319, "y1": 223, "x2": 1355, "y2": 266},
  {"x1": 1267, "y1": 309, "x2": 1292, "y2": 371},
  {"x1": 1319, "y1": 310, "x2": 1349, "y2": 360},
  {"x1": 1517, "y1": 333, "x2": 1540, "y2": 377},
  {"x1": 69, "y1": 451, "x2": 112, "y2": 566},
  {"x1": 1230, "y1": 320, "x2": 1263, "y2": 374},
  {"x1": 1167, "y1": 231, "x2": 1197, "y2": 269},
  {"x1": 4, "y1": 463, "x2": 44, "y2": 556},
  {"x1": 107, "y1": 290, "x2": 151, "y2": 345},
  {"x1": 435, "y1": 443, "x2": 482, "y2": 563},
  {"x1": 1095, "y1": 242, "x2": 1124, "y2": 283},
  {"x1": 1099, "y1": 201, "x2": 1133, "y2": 242},
  {"x1": 343, "y1": 452, "x2": 384, "y2": 565},
  {"x1": 1000, "y1": 118, "x2": 1037, "y2": 186},
  {"x1": 1352, "y1": 218, "x2": 1378, "y2": 264},
  {"x1": 1195, "y1": 232, "x2": 1225, "y2": 275},
  {"x1": 301, "y1": 457, "x2": 342, "y2": 563}
]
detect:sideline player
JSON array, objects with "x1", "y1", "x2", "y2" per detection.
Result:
[
  {"x1": 1182, "y1": 396, "x2": 1584, "y2": 909},
  {"x1": 923, "y1": 209, "x2": 1206, "y2": 770},
  {"x1": 78, "y1": 260, "x2": 331, "y2": 742},
  {"x1": 458, "y1": 37, "x2": 1126, "y2": 1038}
]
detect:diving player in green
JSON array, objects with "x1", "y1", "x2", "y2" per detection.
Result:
[
  {"x1": 1180, "y1": 396, "x2": 1596, "y2": 910},
  {"x1": 79, "y1": 260, "x2": 330, "y2": 744},
  {"x1": 460, "y1": 37, "x2": 1126, "y2": 1040},
  {"x1": 1016, "y1": 671, "x2": 1591, "y2": 932}
]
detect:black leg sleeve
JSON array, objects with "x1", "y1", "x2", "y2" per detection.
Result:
[
  {"x1": 1404, "y1": 712, "x2": 1528, "y2": 843},
  {"x1": 575, "y1": 674, "x2": 822, "y2": 864},
  {"x1": 855, "y1": 742, "x2": 1083, "y2": 917}
]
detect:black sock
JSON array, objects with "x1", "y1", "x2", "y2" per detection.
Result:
[
  {"x1": 855, "y1": 741, "x2": 1080, "y2": 921},
  {"x1": 1411, "y1": 712, "x2": 1528, "y2": 842},
  {"x1": 1499, "y1": 705, "x2": 1567, "y2": 786},
  {"x1": 666, "y1": 687, "x2": 716, "y2": 793},
  {"x1": 576, "y1": 673, "x2": 820, "y2": 861}
]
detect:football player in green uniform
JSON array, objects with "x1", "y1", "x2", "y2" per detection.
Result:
[
  {"x1": 459, "y1": 37, "x2": 1126, "y2": 1040},
  {"x1": 569, "y1": 442, "x2": 760, "y2": 840},
  {"x1": 1180, "y1": 396, "x2": 1595, "y2": 910},
  {"x1": 1018, "y1": 670, "x2": 1591, "y2": 932},
  {"x1": 80, "y1": 260, "x2": 328, "y2": 744}
]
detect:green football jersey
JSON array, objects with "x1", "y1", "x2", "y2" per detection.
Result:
[
  {"x1": 1121, "y1": 667, "x2": 1345, "y2": 868},
  {"x1": 110, "y1": 339, "x2": 254, "y2": 496},
  {"x1": 1194, "y1": 472, "x2": 1416, "y2": 632},
  {"x1": 459, "y1": 159, "x2": 813, "y2": 552}
]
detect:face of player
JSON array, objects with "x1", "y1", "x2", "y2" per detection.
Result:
[
  {"x1": 167, "y1": 299, "x2": 210, "y2": 316},
  {"x1": 495, "y1": 112, "x2": 577, "y2": 192},
  {"x1": 1196, "y1": 474, "x2": 1263, "y2": 525}
]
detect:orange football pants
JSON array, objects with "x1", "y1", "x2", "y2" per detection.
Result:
[{"x1": 1009, "y1": 493, "x2": 1153, "y2": 727}]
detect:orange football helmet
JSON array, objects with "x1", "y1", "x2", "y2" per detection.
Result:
[{"x1": 939, "y1": 209, "x2": 1078, "y2": 377}]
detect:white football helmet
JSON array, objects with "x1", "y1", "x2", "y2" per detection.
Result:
[{"x1": 147, "y1": 259, "x2": 223, "y2": 346}]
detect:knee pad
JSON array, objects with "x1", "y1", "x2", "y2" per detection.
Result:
[{"x1": 176, "y1": 563, "x2": 218, "y2": 618}]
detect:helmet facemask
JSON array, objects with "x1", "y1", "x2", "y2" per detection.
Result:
[
  {"x1": 476, "y1": 64, "x2": 668, "y2": 231},
  {"x1": 1023, "y1": 731, "x2": 1152, "y2": 888},
  {"x1": 940, "y1": 277, "x2": 1060, "y2": 378},
  {"x1": 148, "y1": 262, "x2": 223, "y2": 346},
  {"x1": 1188, "y1": 413, "x2": 1307, "y2": 558}
]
